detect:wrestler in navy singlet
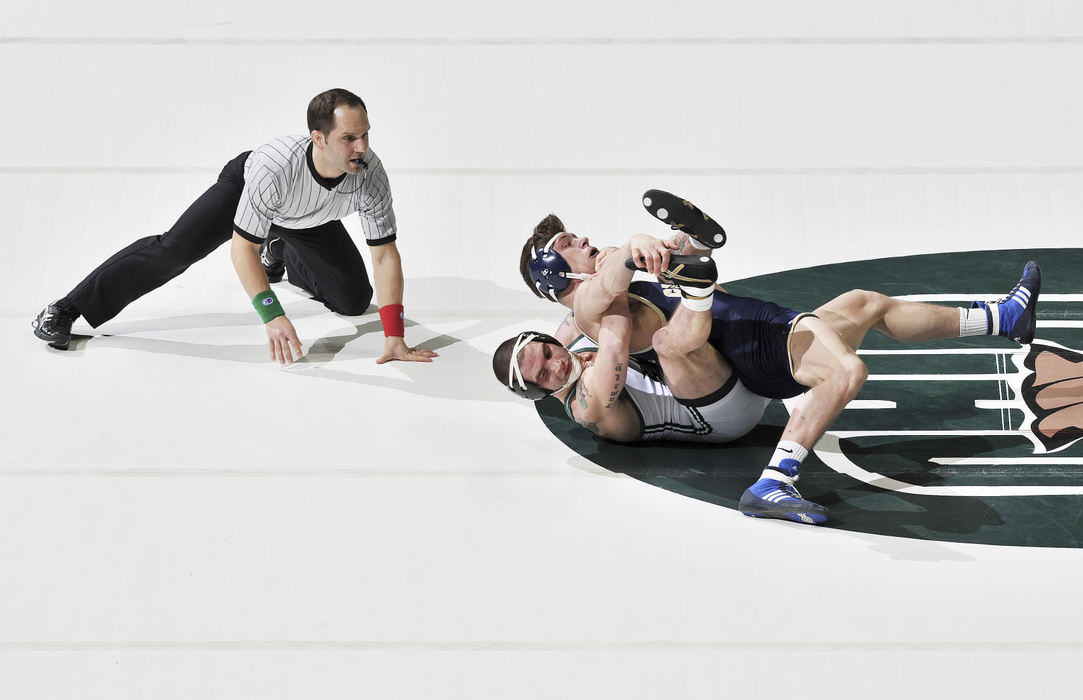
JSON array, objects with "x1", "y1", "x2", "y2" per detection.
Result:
[{"x1": 627, "y1": 281, "x2": 808, "y2": 400}]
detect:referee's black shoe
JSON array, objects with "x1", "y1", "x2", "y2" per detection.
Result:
[
  {"x1": 642, "y1": 189, "x2": 727, "y2": 249},
  {"x1": 259, "y1": 236, "x2": 285, "y2": 283},
  {"x1": 32, "y1": 302, "x2": 79, "y2": 350}
]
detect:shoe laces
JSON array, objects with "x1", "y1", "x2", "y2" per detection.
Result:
[
  {"x1": 660, "y1": 265, "x2": 713, "y2": 285},
  {"x1": 778, "y1": 482, "x2": 804, "y2": 500},
  {"x1": 260, "y1": 237, "x2": 283, "y2": 267},
  {"x1": 43, "y1": 305, "x2": 76, "y2": 324},
  {"x1": 993, "y1": 281, "x2": 1022, "y2": 306}
]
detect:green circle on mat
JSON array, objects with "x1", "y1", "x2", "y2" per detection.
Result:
[{"x1": 536, "y1": 248, "x2": 1083, "y2": 548}]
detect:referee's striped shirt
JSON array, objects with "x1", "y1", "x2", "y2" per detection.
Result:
[{"x1": 234, "y1": 135, "x2": 396, "y2": 246}]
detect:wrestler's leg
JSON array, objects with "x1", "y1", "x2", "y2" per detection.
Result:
[
  {"x1": 651, "y1": 303, "x2": 733, "y2": 399},
  {"x1": 650, "y1": 253, "x2": 735, "y2": 399},
  {"x1": 816, "y1": 261, "x2": 1041, "y2": 351},
  {"x1": 738, "y1": 315, "x2": 859, "y2": 525},
  {"x1": 783, "y1": 315, "x2": 869, "y2": 447},
  {"x1": 652, "y1": 303, "x2": 769, "y2": 443},
  {"x1": 813, "y1": 289, "x2": 959, "y2": 351}
]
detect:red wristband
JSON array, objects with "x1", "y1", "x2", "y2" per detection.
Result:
[{"x1": 379, "y1": 304, "x2": 405, "y2": 338}]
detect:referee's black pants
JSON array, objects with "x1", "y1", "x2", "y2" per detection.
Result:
[{"x1": 65, "y1": 152, "x2": 374, "y2": 327}]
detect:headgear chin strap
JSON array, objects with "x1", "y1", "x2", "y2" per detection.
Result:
[
  {"x1": 527, "y1": 236, "x2": 591, "y2": 302},
  {"x1": 553, "y1": 351, "x2": 583, "y2": 396},
  {"x1": 507, "y1": 331, "x2": 580, "y2": 401}
]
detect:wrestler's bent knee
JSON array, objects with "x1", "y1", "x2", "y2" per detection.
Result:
[
  {"x1": 841, "y1": 353, "x2": 869, "y2": 397},
  {"x1": 843, "y1": 289, "x2": 890, "y2": 316},
  {"x1": 651, "y1": 327, "x2": 673, "y2": 356}
]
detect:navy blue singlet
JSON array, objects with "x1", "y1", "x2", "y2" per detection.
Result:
[{"x1": 628, "y1": 281, "x2": 807, "y2": 400}]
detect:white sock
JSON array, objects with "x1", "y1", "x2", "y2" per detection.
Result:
[
  {"x1": 959, "y1": 306, "x2": 992, "y2": 337},
  {"x1": 680, "y1": 291, "x2": 713, "y2": 311},
  {"x1": 758, "y1": 441, "x2": 809, "y2": 484},
  {"x1": 686, "y1": 236, "x2": 711, "y2": 251}
]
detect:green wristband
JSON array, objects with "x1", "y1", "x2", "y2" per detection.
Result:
[{"x1": 252, "y1": 289, "x2": 285, "y2": 324}]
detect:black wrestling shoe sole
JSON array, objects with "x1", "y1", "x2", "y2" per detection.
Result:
[{"x1": 642, "y1": 189, "x2": 727, "y2": 249}]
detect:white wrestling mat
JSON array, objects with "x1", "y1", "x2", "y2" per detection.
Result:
[{"x1": 3, "y1": 2, "x2": 1083, "y2": 698}]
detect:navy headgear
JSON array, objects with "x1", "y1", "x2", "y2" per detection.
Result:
[{"x1": 527, "y1": 236, "x2": 591, "y2": 302}]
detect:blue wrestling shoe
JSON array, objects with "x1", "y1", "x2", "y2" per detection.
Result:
[
  {"x1": 642, "y1": 189, "x2": 727, "y2": 249},
  {"x1": 971, "y1": 261, "x2": 1041, "y2": 344},
  {"x1": 738, "y1": 478, "x2": 829, "y2": 525}
]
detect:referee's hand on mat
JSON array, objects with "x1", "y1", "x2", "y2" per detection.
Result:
[
  {"x1": 376, "y1": 335, "x2": 438, "y2": 364},
  {"x1": 266, "y1": 315, "x2": 304, "y2": 364}
]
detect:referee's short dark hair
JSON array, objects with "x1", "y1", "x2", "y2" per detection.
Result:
[{"x1": 308, "y1": 89, "x2": 367, "y2": 134}]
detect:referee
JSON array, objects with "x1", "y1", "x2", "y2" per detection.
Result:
[{"x1": 31, "y1": 88, "x2": 437, "y2": 365}]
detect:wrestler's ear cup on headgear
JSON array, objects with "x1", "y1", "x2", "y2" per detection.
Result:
[
  {"x1": 528, "y1": 246, "x2": 573, "y2": 301},
  {"x1": 642, "y1": 189, "x2": 727, "y2": 249},
  {"x1": 527, "y1": 240, "x2": 592, "y2": 302}
]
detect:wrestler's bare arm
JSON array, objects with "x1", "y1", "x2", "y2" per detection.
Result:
[
  {"x1": 572, "y1": 234, "x2": 677, "y2": 343},
  {"x1": 553, "y1": 310, "x2": 579, "y2": 346},
  {"x1": 569, "y1": 296, "x2": 638, "y2": 441},
  {"x1": 572, "y1": 242, "x2": 635, "y2": 324}
]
